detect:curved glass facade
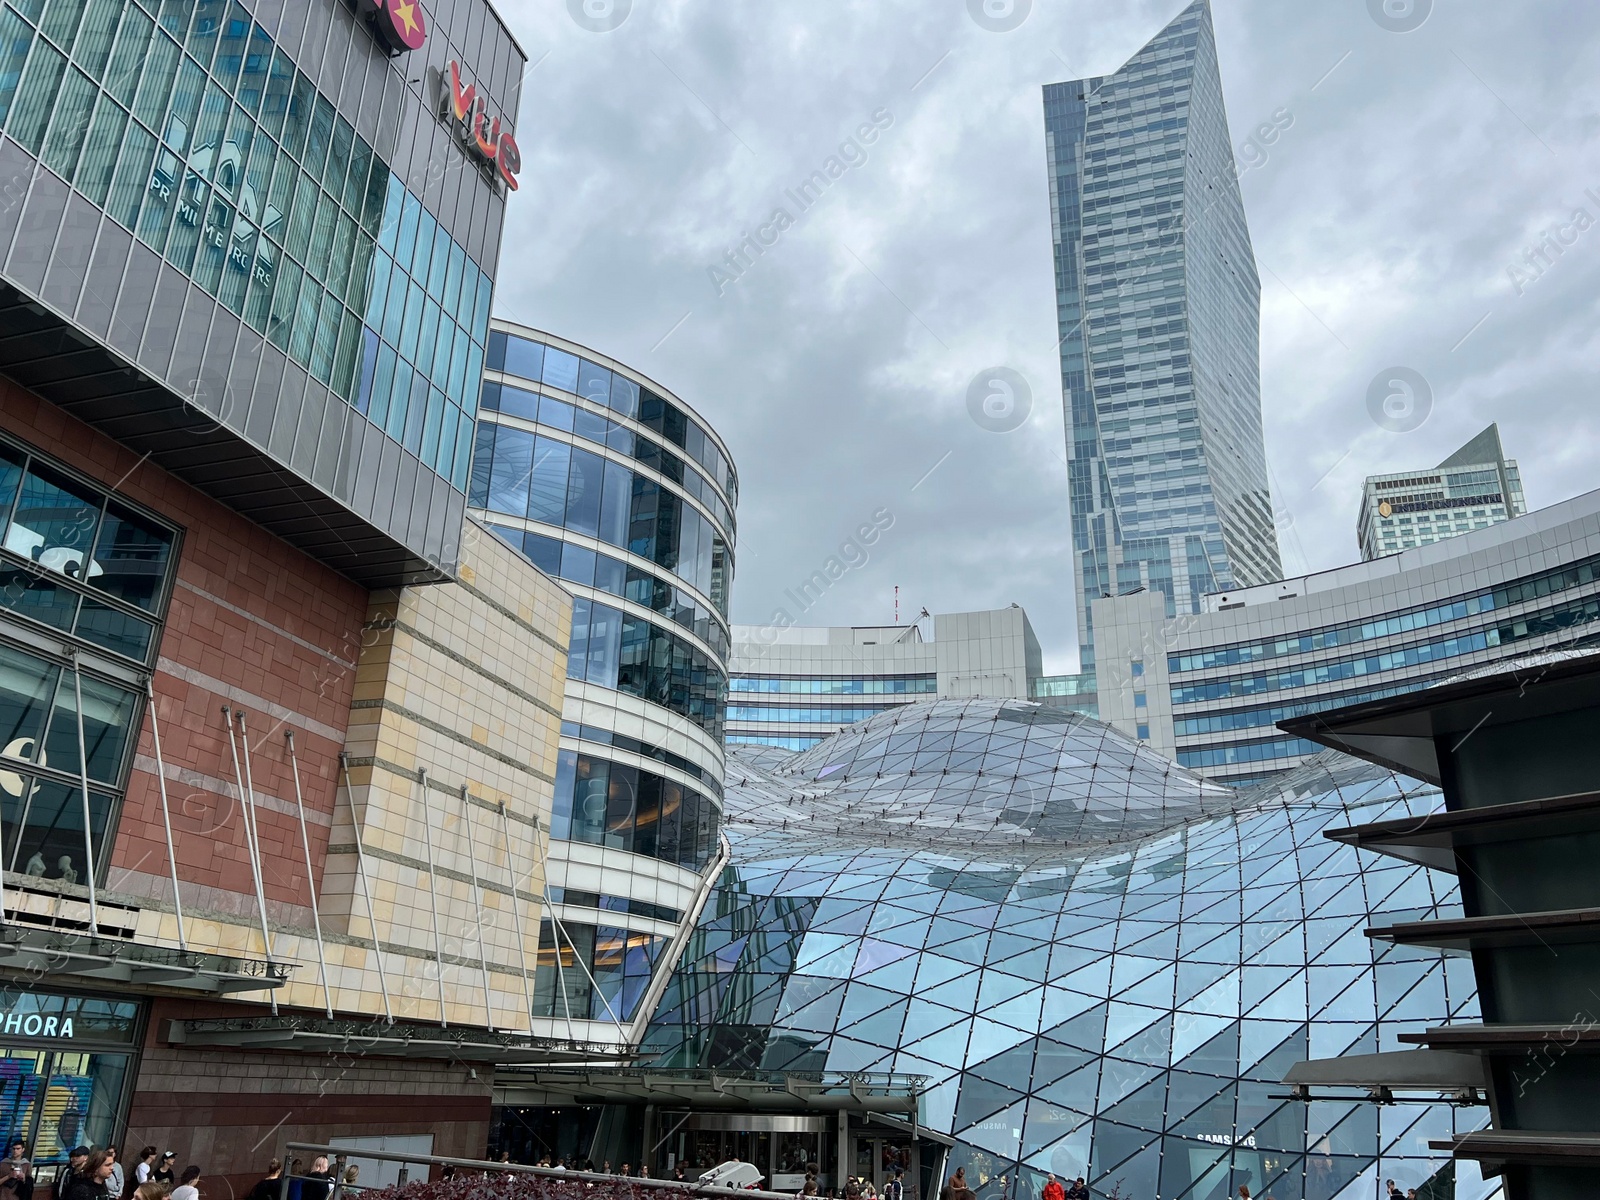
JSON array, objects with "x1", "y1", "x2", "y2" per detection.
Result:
[
  {"x1": 471, "y1": 415, "x2": 728, "y2": 610},
  {"x1": 474, "y1": 324, "x2": 734, "y2": 877},
  {"x1": 551, "y1": 748, "x2": 721, "y2": 870},
  {"x1": 645, "y1": 700, "x2": 1496, "y2": 1200}
]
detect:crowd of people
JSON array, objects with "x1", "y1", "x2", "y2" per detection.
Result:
[
  {"x1": 0, "y1": 1144, "x2": 212, "y2": 1200},
  {"x1": 0, "y1": 1144, "x2": 368, "y2": 1200}
]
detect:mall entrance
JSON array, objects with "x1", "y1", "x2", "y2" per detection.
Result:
[
  {"x1": 664, "y1": 1114, "x2": 835, "y2": 1192},
  {"x1": 851, "y1": 1134, "x2": 913, "y2": 1194}
]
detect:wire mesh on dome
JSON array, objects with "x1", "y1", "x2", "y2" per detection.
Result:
[{"x1": 722, "y1": 699, "x2": 1240, "y2": 865}]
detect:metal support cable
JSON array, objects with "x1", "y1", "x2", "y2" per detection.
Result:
[
  {"x1": 230, "y1": 709, "x2": 278, "y2": 1016},
  {"x1": 339, "y1": 751, "x2": 392, "y2": 1023},
  {"x1": 285, "y1": 731, "x2": 333, "y2": 1019},
  {"x1": 545, "y1": 901, "x2": 627, "y2": 1035},
  {"x1": 497, "y1": 801, "x2": 535, "y2": 1033},
  {"x1": 69, "y1": 656, "x2": 100, "y2": 935},
  {"x1": 143, "y1": 677, "x2": 187, "y2": 950},
  {"x1": 523, "y1": 810, "x2": 627, "y2": 1037},
  {"x1": 458, "y1": 785, "x2": 495, "y2": 1032},
  {"x1": 415, "y1": 767, "x2": 448, "y2": 1027}
]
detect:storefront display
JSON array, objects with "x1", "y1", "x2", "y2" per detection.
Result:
[{"x1": 0, "y1": 990, "x2": 140, "y2": 1185}]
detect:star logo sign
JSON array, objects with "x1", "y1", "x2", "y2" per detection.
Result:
[{"x1": 373, "y1": 0, "x2": 426, "y2": 52}]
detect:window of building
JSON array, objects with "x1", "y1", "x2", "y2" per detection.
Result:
[
  {"x1": 0, "y1": 0, "x2": 492, "y2": 493},
  {"x1": 550, "y1": 749, "x2": 720, "y2": 870},
  {"x1": 532, "y1": 919, "x2": 667, "y2": 1024}
]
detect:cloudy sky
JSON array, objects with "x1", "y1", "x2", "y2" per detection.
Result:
[{"x1": 486, "y1": 0, "x2": 1600, "y2": 674}]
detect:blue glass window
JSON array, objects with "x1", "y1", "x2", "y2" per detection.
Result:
[{"x1": 542, "y1": 347, "x2": 580, "y2": 393}]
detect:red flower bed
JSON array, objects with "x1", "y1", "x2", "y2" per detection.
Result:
[{"x1": 360, "y1": 1175, "x2": 689, "y2": 1200}]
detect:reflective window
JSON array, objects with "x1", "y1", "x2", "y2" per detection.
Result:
[
  {"x1": 488, "y1": 329, "x2": 738, "y2": 513},
  {"x1": 0, "y1": 441, "x2": 174, "y2": 664},
  {"x1": 0, "y1": 640, "x2": 138, "y2": 883},
  {"x1": 548, "y1": 747, "x2": 720, "y2": 870},
  {"x1": 729, "y1": 675, "x2": 938, "y2": 696},
  {"x1": 567, "y1": 598, "x2": 725, "y2": 739},
  {"x1": 0, "y1": 0, "x2": 493, "y2": 493},
  {"x1": 533, "y1": 918, "x2": 667, "y2": 1023},
  {"x1": 473, "y1": 418, "x2": 732, "y2": 619}
]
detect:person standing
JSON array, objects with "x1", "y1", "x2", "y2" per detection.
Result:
[
  {"x1": 1, "y1": 1157, "x2": 30, "y2": 1200},
  {"x1": 151, "y1": 1155, "x2": 176, "y2": 1189},
  {"x1": 59, "y1": 1151, "x2": 114, "y2": 1200},
  {"x1": 243, "y1": 1160, "x2": 283, "y2": 1200},
  {"x1": 171, "y1": 1167, "x2": 201, "y2": 1200},
  {"x1": 884, "y1": 1171, "x2": 903, "y2": 1200},
  {"x1": 1041, "y1": 1175, "x2": 1064, "y2": 1200},
  {"x1": 132, "y1": 1152, "x2": 157, "y2": 1191},
  {"x1": 103, "y1": 1151, "x2": 122, "y2": 1200},
  {"x1": 302, "y1": 1158, "x2": 334, "y2": 1200}
]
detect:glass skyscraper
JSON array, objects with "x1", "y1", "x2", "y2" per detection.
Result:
[{"x1": 1044, "y1": 0, "x2": 1280, "y2": 669}]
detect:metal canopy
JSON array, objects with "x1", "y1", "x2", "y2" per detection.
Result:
[
  {"x1": 1279, "y1": 651, "x2": 1600, "y2": 784},
  {"x1": 1323, "y1": 788, "x2": 1600, "y2": 872},
  {"x1": 1431, "y1": 1129, "x2": 1600, "y2": 1168},
  {"x1": 167, "y1": 1017, "x2": 633, "y2": 1065},
  {"x1": 0, "y1": 927, "x2": 286, "y2": 994},
  {"x1": 1371, "y1": 906, "x2": 1600, "y2": 952},
  {"x1": 1399, "y1": 1023, "x2": 1600, "y2": 1054},
  {"x1": 1282, "y1": 1048, "x2": 1487, "y2": 1092},
  {"x1": 494, "y1": 1067, "x2": 926, "y2": 1112}
]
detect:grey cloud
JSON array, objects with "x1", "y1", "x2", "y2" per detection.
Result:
[{"x1": 488, "y1": 0, "x2": 1600, "y2": 673}]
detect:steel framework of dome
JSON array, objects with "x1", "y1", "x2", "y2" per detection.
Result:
[{"x1": 645, "y1": 701, "x2": 1501, "y2": 1200}]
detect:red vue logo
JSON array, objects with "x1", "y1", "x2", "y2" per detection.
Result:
[{"x1": 445, "y1": 60, "x2": 521, "y2": 191}]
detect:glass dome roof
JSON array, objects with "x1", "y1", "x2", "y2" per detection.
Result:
[
  {"x1": 725, "y1": 699, "x2": 1239, "y2": 861},
  {"x1": 647, "y1": 702, "x2": 1498, "y2": 1199}
]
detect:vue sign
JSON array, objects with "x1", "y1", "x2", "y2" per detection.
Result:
[{"x1": 444, "y1": 61, "x2": 521, "y2": 191}]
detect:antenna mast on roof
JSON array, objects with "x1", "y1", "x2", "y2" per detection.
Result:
[{"x1": 894, "y1": 585, "x2": 899, "y2": 624}]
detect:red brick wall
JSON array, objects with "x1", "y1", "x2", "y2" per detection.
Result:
[
  {"x1": 127, "y1": 999, "x2": 492, "y2": 1196},
  {"x1": 0, "y1": 382, "x2": 368, "y2": 918}
]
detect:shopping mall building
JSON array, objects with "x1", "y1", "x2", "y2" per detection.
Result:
[{"x1": 0, "y1": 0, "x2": 594, "y2": 1192}]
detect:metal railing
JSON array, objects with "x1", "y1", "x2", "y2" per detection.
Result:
[{"x1": 281, "y1": 1143, "x2": 796, "y2": 1200}]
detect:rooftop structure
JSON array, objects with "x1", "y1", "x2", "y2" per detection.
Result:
[
  {"x1": 1357, "y1": 425, "x2": 1527, "y2": 561},
  {"x1": 501, "y1": 700, "x2": 1495, "y2": 1197}
]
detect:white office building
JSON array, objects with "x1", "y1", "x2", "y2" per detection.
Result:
[
  {"x1": 1094, "y1": 483, "x2": 1600, "y2": 784},
  {"x1": 727, "y1": 606, "x2": 1045, "y2": 749},
  {"x1": 1357, "y1": 423, "x2": 1526, "y2": 561}
]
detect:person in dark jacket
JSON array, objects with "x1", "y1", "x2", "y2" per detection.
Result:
[
  {"x1": 58, "y1": 1151, "x2": 114, "y2": 1200},
  {"x1": 243, "y1": 1162, "x2": 284, "y2": 1200}
]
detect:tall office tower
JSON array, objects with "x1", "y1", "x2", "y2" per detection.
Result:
[
  {"x1": 1044, "y1": 0, "x2": 1280, "y2": 669},
  {"x1": 1357, "y1": 423, "x2": 1528, "y2": 560}
]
